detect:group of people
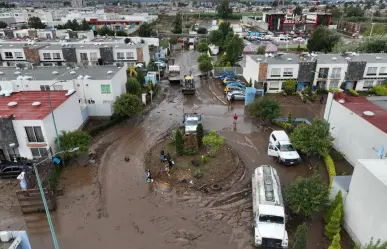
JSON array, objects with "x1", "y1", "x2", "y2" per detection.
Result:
[{"x1": 145, "y1": 150, "x2": 174, "y2": 183}]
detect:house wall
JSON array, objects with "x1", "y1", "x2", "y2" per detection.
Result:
[
  {"x1": 38, "y1": 49, "x2": 64, "y2": 62},
  {"x1": 113, "y1": 48, "x2": 137, "y2": 61},
  {"x1": 42, "y1": 93, "x2": 83, "y2": 154},
  {"x1": 313, "y1": 62, "x2": 347, "y2": 89},
  {"x1": 243, "y1": 55, "x2": 259, "y2": 87},
  {"x1": 0, "y1": 47, "x2": 25, "y2": 61},
  {"x1": 343, "y1": 159, "x2": 387, "y2": 246},
  {"x1": 76, "y1": 48, "x2": 101, "y2": 64},
  {"x1": 110, "y1": 66, "x2": 127, "y2": 100},
  {"x1": 324, "y1": 93, "x2": 387, "y2": 166},
  {"x1": 266, "y1": 63, "x2": 299, "y2": 93},
  {"x1": 12, "y1": 119, "x2": 46, "y2": 159},
  {"x1": 329, "y1": 177, "x2": 349, "y2": 202}
]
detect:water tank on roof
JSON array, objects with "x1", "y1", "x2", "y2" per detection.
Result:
[{"x1": 0, "y1": 231, "x2": 11, "y2": 242}]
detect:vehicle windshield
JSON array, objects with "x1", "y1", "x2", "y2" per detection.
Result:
[
  {"x1": 185, "y1": 120, "x2": 198, "y2": 126},
  {"x1": 278, "y1": 144, "x2": 295, "y2": 151},
  {"x1": 259, "y1": 215, "x2": 285, "y2": 224}
]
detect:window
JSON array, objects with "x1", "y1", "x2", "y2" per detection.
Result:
[
  {"x1": 80, "y1": 53, "x2": 88, "y2": 61},
  {"x1": 101, "y1": 84, "x2": 111, "y2": 94},
  {"x1": 4, "y1": 52, "x2": 12, "y2": 59},
  {"x1": 269, "y1": 81, "x2": 280, "y2": 90},
  {"x1": 363, "y1": 80, "x2": 374, "y2": 89},
  {"x1": 117, "y1": 52, "x2": 125, "y2": 60},
  {"x1": 283, "y1": 68, "x2": 293, "y2": 77},
  {"x1": 126, "y1": 52, "x2": 134, "y2": 59},
  {"x1": 331, "y1": 68, "x2": 341, "y2": 79},
  {"x1": 14, "y1": 52, "x2": 23, "y2": 59},
  {"x1": 53, "y1": 85, "x2": 63, "y2": 90},
  {"x1": 377, "y1": 79, "x2": 385, "y2": 85},
  {"x1": 53, "y1": 53, "x2": 61, "y2": 59},
  {"x1": 270, "y1": 68, "x2": 281, "y2": 77},
  {"x1": 318, "y1": 68, "x2": 329, "y2": 78},
  {"x1": 329, "y1": 80, "x2": 340, "y2": 88},
  {"x1": 30, "y1": 148, "x2": 48, "y2": 158},
  {"x1": 40, "y1": 85, "x2": 49, "y2": 91},
  {"x1": 379, "y1": 67, "x2": 387, "y2": 75},
  {"x1": 90, "y1": 52, "x2": 97, "y2": 61},
  {"x1": 42, "y1": 52, "x2": 51, "y2": 60},
  {"x1": 25, "y1": 126, "x2": 45, "y2": 142},
  {"x1": 367, "y1": 67, "x2": 377, "y2": 76}
]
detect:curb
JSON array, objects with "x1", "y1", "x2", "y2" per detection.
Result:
[{"x1": 208, "y1": 84, "x2": 228, "y2": 105}]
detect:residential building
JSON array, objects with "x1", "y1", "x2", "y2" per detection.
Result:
[
  {"x1": 0, "y1": 91, "x2": 83, "y2": 160},
  {"x1": 0, "y1": 66, "x2": 127, "y2": 117},
  {"x1": 313, "y1": 54, "x2": 348, "y2": 90},
  {"x1": 324, "y1": 93, "x2": 387, "y2": 166}
]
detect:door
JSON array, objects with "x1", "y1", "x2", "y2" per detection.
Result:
[
  {"x1": 268, "y1": 143, "x2": 278, "y2": 157},
  {"x1": 10, "y1": 166, "x2": 21, "y2": 178},
  {"x1": 0, "y1": 149, "x2": 5, "y2": 161}
]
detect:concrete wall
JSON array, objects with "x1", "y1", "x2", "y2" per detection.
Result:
[
  {"x1": 313, "y1": 62, "x2": 348, "y2": 89},
  {"x1": 243, "y1": 55, "x2": 259, "y2": 87},
  {"x1": 344, "y1": 159, "x2": 387, "y2": 246},
  {"x1": 12, "y1": 119, "x2": 46, "y2": 159},
  {"x1": 324, "y1": 93, "x2": 387, "y2": 166}
]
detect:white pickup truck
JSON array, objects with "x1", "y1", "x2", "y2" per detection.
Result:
[
  {"x1": 252, "y1": 165, "x2": 288, "y2": 248},
  {"x1": 268, "y1": 130, "x2": 300, "y2": 165}
]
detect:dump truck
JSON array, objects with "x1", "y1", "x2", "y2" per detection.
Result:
[
  {"x1": 183, "y1": 113, "x2": 202, "y2": 134},
  {"x1": 182, "y1": 75, "x2": 195, "y2": 95},
  {"x1": 168, "y1": 65, "x2": 181, "y2": 84},
  {"x1": 252, "y1": 165, "x2": 288, "y2": 248}
]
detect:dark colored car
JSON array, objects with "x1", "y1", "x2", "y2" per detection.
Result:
[{"x1": 0, "y1": 164, "x2": 33, "y2": 179}]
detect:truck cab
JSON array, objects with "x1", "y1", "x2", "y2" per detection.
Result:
[
  {"x1": 183, "y1": 113, "x2": 202, "y2": 134},
  {"x1": 252, "y1": 165, "x2": 288, "y2": 248},
  {"x1": 268, "y1": 130, "x2": 300, "y2": 165}
]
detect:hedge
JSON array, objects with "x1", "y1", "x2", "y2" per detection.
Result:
[
  {"x1": 349, "y1": 88, "x2": 359, "y2": 97},
  {"x1": 89, "y1": 115, "x2": 126, "y2": 137},
  {"x1": 323, "y1": 154, "x2": 336, "y2": 188},
  {"x1": 372, "y1": 85, "x2": 387, "y2": 96}
]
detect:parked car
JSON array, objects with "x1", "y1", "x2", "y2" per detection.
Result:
[
  {"x1": 0, "y1": 164, "x2": 33, "y2": 179},
  {"x1": 223, "y1": 77, "x2": 239, "y2": 83},
  {"x1": 226, "y1": 82, "x2": 246, "y2": 89},
  {"x1": 268, "y1": 130, "x2": 300, "y2": 165},
  {"x1": 155, "y1": 61, "x2": 166, "y2": 68},
  {"x1": 293, "y1": 37, "x2": 306, "y2": 43},
  {"x1": 227, "y1": 90, "x2": 245, "y2": 101},
  {"x1": 216, "y1": 71, "x2": 234, "y2": 79},
  {"x1": 225, "y1": 85, "x2": 243, "y2": 93}
]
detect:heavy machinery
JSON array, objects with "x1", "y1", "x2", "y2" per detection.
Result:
[
  {"x1": 168, "y1": 65, "x2": 181, "y2": 84},
  {"x1": 182, "y1": 75, "x2": 195, "y2": 95}
]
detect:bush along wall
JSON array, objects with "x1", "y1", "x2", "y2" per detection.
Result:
[{"x1": 323, "y1": 153, "x2": 336, "y2": 188}]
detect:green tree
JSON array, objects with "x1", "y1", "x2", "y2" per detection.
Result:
[
  {"x1": 161, "y1": 39, "x2": 169, "y2": 49},
  {"x1": 285, "y1": 174, "x2": 329, "y2": 217},
  {"x1": 358, "y1": 37, "x2": 387, "y2": 53},
  {"x1": 256, "y1": 46, "x2": 266, "y2": 55},
  {"x1": 354, "y1": 238, "x2": 387, "y2": 249},
  {"x1": 28, "y1": 16, "x2": 46, "y2": 29},
  {"x1": 80, "y1": 19, "x2": 90, "y2": 30},
  {"x1": 248, "y1": 97, "x2": 280, "y2": 122},
  {"x1": 329, "y1": 233, "x2": 342, "y2": 249},
  {"x1": 0, "y1": 21, "x2": 7, "y2": 28},
  {"x1": 345, "y1": 6, "x2": 364, "y2": 17},
  {"x1": 138, "y1": 23, "x2": 153, "y2": 37},
  {"x1": 58, "y1": 131, "x2": 91, "y2": 160},
  {"x1": 209, "y1": 30, "x2": 223, "y2": 47},
  {"x1": 175, "y1": 129, "x2": 184, "y2": 156},
  {"x1": 126, "y1": 77, "x2": 142, "y2": 95},
  {"x1": 294, "y1": 223, "x2": 308, "y2": 249},
  {"x1": 196, "y1": 123, "x2": 204, "y2": 148},
  {"x1": 330, "y1": 8, "x2": 343, "y2": 18},
  {"x1": 290, "y1": 118, "x2": 334, "y2": 156},
  {"x1": 216, "y1": 0, "x2": 232, "y2": 18},
  {"x1": 197, "y1": 27, "x2": 207, "y2": 34},
  {"x1": 113, "y1": 94, "x2": 143, "y2": 117},
  {"x1": 172, "y1": 13, "x2": 182, "y2": 34},
  {"x1": 374, "y1": 10, "x2": 381, "y2": 17},
  {"x1": 203, "y1": 130, "x2": 224, "y2": 156},
  {"x1": 283, "y1": 79, "x2": 297, "y2": 95},
  {"x1": 325, "y1": 204, "x2": 343, "y2": 239},
  {"x1": 224, "y1": 34, "x2": 244, "y2": 65},
  {"x1": 169, "y1": 36, "x2": 178, "y2": 45},
  {"x1": 98, "y1": 26, "x2": 115, "y2": 36},
  {"x1": 325, "y1": 190, "x2": 344, "y2": 224},
  {"x1": 364, "y1": 23, "x2": 386, "y2": 36},
  {"x1": 199, "y1": 59, "x2": 213, "y2": 74},
  {"x1": 115, "y1": 30, "x2": 128, "y2": 36},
  {"x1": 135, "y1": 68, "x2": 145, "y2": 85},
  {"x1": 197, "y1": 53, "x2": 212, "y2": 63},
  {"x1": 307, "y1": 26, "x2": 341, "y2": 53},
  {"x1": 293, "y1": 5, "x2": 303, "y2": 15},
  {"x1": 197, "y1": 40, "x2": 209, "y2": 53}
]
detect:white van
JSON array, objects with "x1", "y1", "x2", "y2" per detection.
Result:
[{"x1": 268, "y1": 130, "x2": 300, "y2": 165}]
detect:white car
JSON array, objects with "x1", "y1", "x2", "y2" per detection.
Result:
[
  {"x1": 154, "y1": 61, "x2": 166, "y2": 68},
  {"x1": 293, "y1": 37, "x2": 306, "y2": 43},
  {"x1": 268, "y1": 130, "x2": 300, "y2": 165}
]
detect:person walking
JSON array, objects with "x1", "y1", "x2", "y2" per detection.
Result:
[
  {"x1": 160, "y1": 149, "x2": 165, "y2": 162},
  {"x1": 224, "y1": 87, "x2": 228, "y2": 99},
  {"x1": 233, "y1": 113, "x2": 238, "y2": 130},
  {"x1": 17, "y1": 171, "x2": 27, "y2": 190},
  {"x1": 145, "y1": 169, "x2": 153, "y2": 183},
  {"x1": 167, "y1": 153, "x2": 173, "y2": 169}
]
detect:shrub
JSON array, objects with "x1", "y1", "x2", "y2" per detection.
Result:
[
  {"x1": 311, "y1": 92, "x2": 318, "y2": 102},
  {"x1": 272, "y1": 120, "x2": 293, "y2": 132},
  {"x1": 323, "y1": 154, "x2": 336, "y2": 188},
  {"x1": 203, "y1": 130, "x2": 224, "y2": 156},
  {"x1": 248, "y1": 97, "x2": 281, "y2": 122},
  {"x1": 184, "y1": 132, "x2": 198, "y2": 155},
  {"x1": 325, "y1": 204, "x2": 343, "y2": 239},
  {"x1": 324, "y1": 190, "x2": 344, "y2": 224},
  {"x1": 294, "y1": 223, "x2": 308, "y2": 249},
  {"x1": 126, "y1": 77, "x2": 142, "y2": 95},
  {"x1": 354, "y1": 238, "x2": 387, "y2": 249},
  {"x1": 114, "y1": 94, "x2": 143, "y2": 117},
  {"x1": 372, "y1": 85, "x2": 387, "y2": 96},
  {"x1": 175, "y1": 129, "x2": 184, "y2": 156},
  {"x1": 283, "y1": 80, "x2": 297, "y2": 95},
  {"x1": 196, "y1": 123, "x2": 204, "y2": 148},
  {"x1": 59, "y1": 130, "x2": 91, "y2": 159},
  {"x1": 200, "y1": 155, "x2": 208, "y2": 165},
  {"x1": 349, "y1": 88, "x2": 359, "y2": 97},
  {"x1": 194, "y1": 168, "x2": 203, "y2": 178},
  {"x1": 328, "y1": 233, "x2": 341, "y2": 249}
]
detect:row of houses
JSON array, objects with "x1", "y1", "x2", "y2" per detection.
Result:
[{"x1": 242, "y1": 52, "x2": 387, "y2": 93}]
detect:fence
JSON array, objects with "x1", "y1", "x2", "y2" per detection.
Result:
[
  {"x1": 16, "y1": 188, "x2": 57, "y2": 214},
  {"x1": 213, "y1": 67, "x2": 243, "y2": 76}
]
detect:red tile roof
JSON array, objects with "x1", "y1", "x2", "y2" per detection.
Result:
[
  {"x1": 0, "y1": 91, "x2": 71, "y2": 120},
  {"x1": 337, "y1": 95, "x2": 387, "y2": 134}
]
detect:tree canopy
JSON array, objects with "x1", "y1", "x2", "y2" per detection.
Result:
[
  {"x1": 290, "y1": 118, "x2": 334, "y2": 156},
  {"x1": 345, "y1": 6, "x2": 364, "y2": 17},
  {"x1": 294, "y1": 223, "x2": 308, "y2": 249},
  {"x1": 138, "y1": 23, "x2": 154, "y2": 37},
  {"x1": 0, "y1": 21, "x2": 7, "y2": 28},
  {"x1": 248, "y1": 97, "x2": 280, "y2": 122},
  {"x1": 224, "y1": 34, "x2": 244, "y2": 65},
  {"x1": 172, "y1": 13, "x2": 182, "y2": 34},
  {"x1": 216, "y1": 0, "x2": 232, "y2": 18},
  {"x1": 98, "y1": 26, "x2": 115, "y2": 36},
  {"x1": 113, "y1": 94, "x2": 143, "y2": 117},
  {"x1": 58, "y1": 130, "x2": 91, "y2": 159},
  {"x1": 126, "y1": 77, "x2": 142, "y2": 95},
  {"x1": 28, "y1": 17, "x2": 46, "y2": 29},
  {"x1": 285, "y1": 174, "x2": 329, "y2": 217},
  {"x1": 293, "y1": 5, "x2": 303, "y2": 15},
  {"x1": 199, "y1": 59, "x2": 213, "y2": 73},
  {"x1": 307, "y1": 26, "x2": 341, "y2": 53},
  {"x1": 197, "y1": 39, "x2": 209, "y2": 53}
]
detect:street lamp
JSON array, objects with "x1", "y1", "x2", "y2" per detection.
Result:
[
  {"x1": 9, "y1": 143, "x2": 17, "y2": 163},
  {"x1": 34, "y1": 147, "x2": 79, "y2": 249}
]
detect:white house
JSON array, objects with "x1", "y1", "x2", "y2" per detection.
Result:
[
  {"x1": 351, "y1": 53, "x2": 387, "y2": 91},
  {"x1": 313, "y1": 54, "x2": 348, "y2": 90},
  {"x1": 0, "y1": 43, "x2": 27, "y2": 66},
  {"x1": 324, "y1": 93, "x2": 387, "y2": 166},
  {"x1": 342, "y1": 159, "x2": 387, "y2": 246},
  {"x1": 0, "y1": 90, "x2": 83, "y2": 160},
  {"x1": 0, "y1": 66, "x2": 127, "y2": 117}
]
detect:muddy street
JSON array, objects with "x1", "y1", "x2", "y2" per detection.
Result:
[{"x1": 1, "y1": 50, "x2": 330, "y2": 249}]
